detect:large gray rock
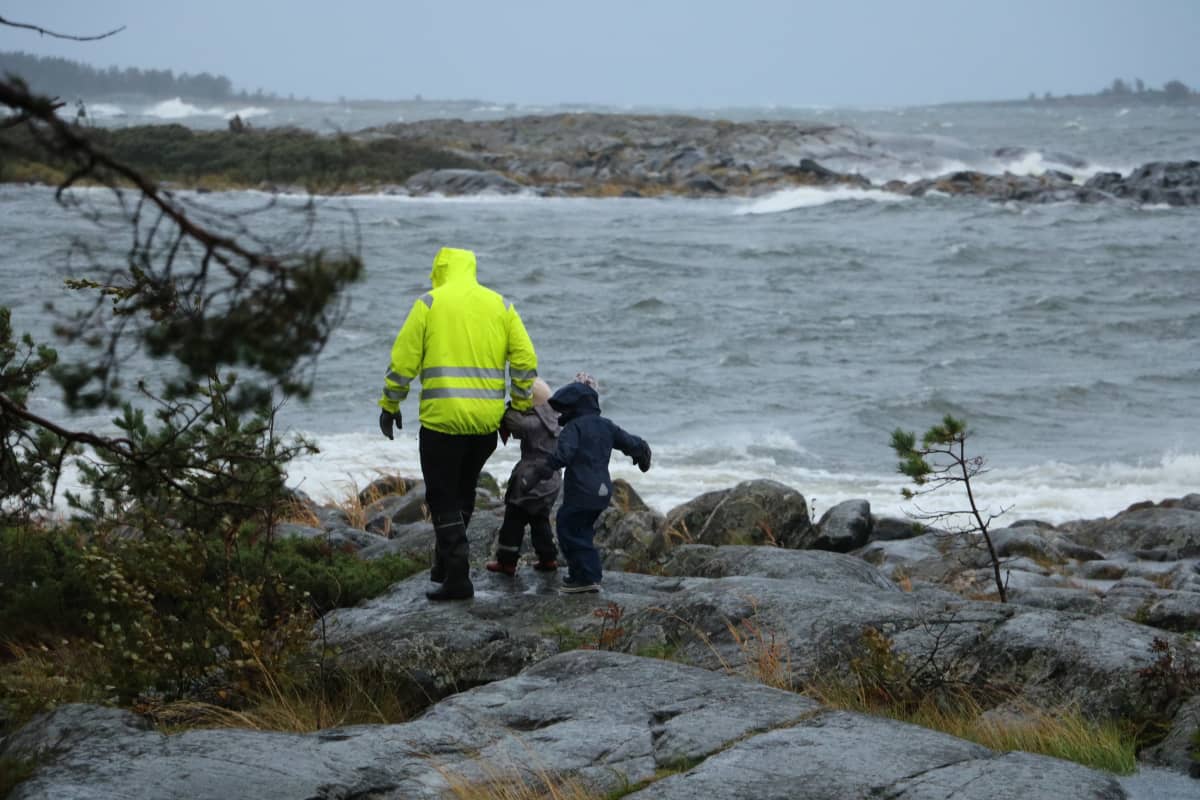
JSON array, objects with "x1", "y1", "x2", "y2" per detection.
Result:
[
  {"x1": 594, "y1": 484, "x2": 668, "y2": 571},
  {"x1": 1007, "y1": 586, "x2": 1104, "y2": 615},
  {"x1": 1, "y1": 652, "x2": 1132, "y2": 800},
  {"x1": 965, "y1": 609, "x2": 1172, "y2": 718},
  {"x1": 663, "y1": 479, "x2": 815, "y2": 549},
  {"x1": 356, "y1": 474, "x2": 420, "y2": 505},
  {"x1": 363, "y1": 485, "x2": 428, "y2": 535},
  {"x1": 0, "y1": 653, "x2": 818, "y2": 800},
  {"x1": 624, "y1": 716, "x2": 1124, "y2": 800},
  {"x1": 1099, "y1": 584, "x2": 1200, "y2": 633},
  {"x1": 869, "y1": 516, "x2": 928, "y2": 541},
  {"x1": 404, "y1": 168, "x2": 525, "y2": 196},
  {"x1": 990, "y1": 526, "x2": 1065, "y2": 562},
  {"x1": 320, "y1": 569, "x2": 672, "y2": 701},
  {"x1": 1084, "y1": 160, "x2": 1200, "y2": 206},
  {"x1": 813, "y1": 499, "x2": 872, "y2": 552},
  {"x1": 1063, "y1": 506, "x2": 1200, "y2": 554},
  {"x1": 857, "y1": 531, "x2": 991, "y2": 586},
  {"x1": 595, "y1": 508, "x2": 668, "y2": 570},
  {"x1": 660, "y1": 544, "x2": 898, "y2": 591}
]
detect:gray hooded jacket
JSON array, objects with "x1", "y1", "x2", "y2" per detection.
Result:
[{"x1": 502, "y1": 404, "x2": 562, "y2": 515}]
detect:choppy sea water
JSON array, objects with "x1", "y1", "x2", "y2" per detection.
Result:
[{"x1": 2, "y1": 103, "x2": 1198, "y2": 523}]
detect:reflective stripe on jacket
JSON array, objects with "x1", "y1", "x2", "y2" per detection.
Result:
[{"x1": 379, "y1": 247, "x2": 538, "y2": 435}]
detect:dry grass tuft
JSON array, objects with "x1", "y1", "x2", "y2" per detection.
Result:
[
  {"x1": 808, "y1": 679, "x2": 1137, "y2": 774},
  {"x1": 435, "y1": 757, "x2": 603, "y2": 800},
  {"x1": 1147, "y1": 570, "x2": 1178, "y2": 590},
  {"x1": 280, "y1": 499, "x2": 322, "y2": 528},
  {"x1": 0, "y1": 640, "x2": 111, "y2": 727},
  {"x1": 329, "y1": 471, "x2": 411, "y2": 532},
  {"x1": 652, "y1": 597, "x2": 794, "y2": 691},
  {"x1": 662, "y1": 518, "x2": 694, "y2": 547},
  {"x1": 723, "y1": 613, "x2": 793, "y2": 691},
  {"x1": 145, "y1": 646, "x2": 417, "y2": 734}
]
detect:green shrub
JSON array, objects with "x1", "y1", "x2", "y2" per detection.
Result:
[
  {"x1": 0, "y1": 524, "x2": 420, "y2": 727},
  {"x1": 262, "y1": 537, "x2": 419, "y2": 614},
  {"x1": 0, "y1": 124, "x2": 482, "y2": 191},
  {"x1": 0, "y1": 526, "x2": 96, "y2": 642}
]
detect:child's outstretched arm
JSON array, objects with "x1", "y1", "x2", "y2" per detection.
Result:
[{"x1": 613, "y1": 426, "x2": 652, "y2": 472}]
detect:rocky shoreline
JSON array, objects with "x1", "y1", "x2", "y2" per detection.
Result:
[
  {"x1": 367, "y1": 113, "x2": 1200, "y2": 205},
  {"x1": 4, "y1": 475, "x2": 1198, "y2": 798},
  {"x1": 5, "y1": 112, "x2": 1197, "y2": 205}
]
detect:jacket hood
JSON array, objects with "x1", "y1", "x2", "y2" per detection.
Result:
[
  {"x1": 548, "y1": 381, "x2": 601, "y2": 421},
  {"x1": 430, "y1": 247, "x2": 477, "y2": 288},
  {"x1": 532, "y1": 403, "x2": 560, "y2": 435}
]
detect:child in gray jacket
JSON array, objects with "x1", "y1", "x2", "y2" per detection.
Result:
[{"x1": 487, "y1": 378, "x2": 562, "y2": 575}]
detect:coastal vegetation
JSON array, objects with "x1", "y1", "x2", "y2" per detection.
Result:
[
  {"x1": 0, "y1": 121, "x2": 482, "y2": 192},
  {"x1": 0, "y1": 524, "x2": 423, "y2": 728},
  {"x1": 0, "y1": 50, "x2": 242, "y2": 102},
  {"x1": 1022, "y1": 76, "x2": 1197, "y2": 105}
]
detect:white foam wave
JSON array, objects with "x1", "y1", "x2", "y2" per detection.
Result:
[
  {"x1": 143, "y1": 98, "x2": 223, "y2": 119},
  {"x1": 986, "y1": 152, "x2": 1136, "y2": 181},
  {"x1": 225, "y1": 106, "x2": 271, "y2": 120},
  {"x1": 279, "y1": 430, "x2": 1200, "y2": 527},
  {"x1": 142, "y1": 98, "x2": 270, "y2": 120},
  {"x1": 734, "y1": 186, "x2": 909, "y2": 215},
  {"x1": 884, "y1": 151, "x2": 1135, "y2": 185},
  {"x1": 85, "y1": 102, "x2": 126, "y2": 119}
]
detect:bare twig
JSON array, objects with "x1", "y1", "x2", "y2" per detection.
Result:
[{"x1": 0, "y1": 14, "x2": 125, "y2": 41}]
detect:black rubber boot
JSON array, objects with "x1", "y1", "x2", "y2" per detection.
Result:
[
  {"x1": 430, "y1": 509, "x2": 472, "y2": 583},
  {"x1": 429, "y1": 547, "x2": 446, "y2": 583},
  {"x1": 426, "y1": 511, "x2": 474, "y2": 601}
]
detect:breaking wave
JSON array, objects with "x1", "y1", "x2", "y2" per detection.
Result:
[
  {"x1": 276, "y1": 428, "x2": 1200, "y2": 527},
  {"x1": 734, "y1": 186, "x2": 910, "y2": 214},
  {"x1": 143, "y1": 97, "x2": 271, "y2": 121}
]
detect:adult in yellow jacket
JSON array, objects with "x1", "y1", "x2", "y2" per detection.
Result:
[{"x1": 379, "y1": 247, "x2": 538, "y2": 601}]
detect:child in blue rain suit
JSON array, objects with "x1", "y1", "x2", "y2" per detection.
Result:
[{"x1": 525, "y1": 376, "x2": 651, "y2": 593}]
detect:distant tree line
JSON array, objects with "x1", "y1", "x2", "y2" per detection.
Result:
[
  {"x1": 1028, "y1": 77, "x2": 1195, "y2": 104},
  {"x1": 0, "y1": 50, "x2": 274, "y2": 101}
]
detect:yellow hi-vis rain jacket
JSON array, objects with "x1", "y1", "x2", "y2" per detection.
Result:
[{"x1": 379, "y1": 248, "x2": 538, "y2": 435}]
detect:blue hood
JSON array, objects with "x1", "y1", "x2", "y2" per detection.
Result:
[{"x1": 548, "y1": 382, "x2": 600, "y2": 423}]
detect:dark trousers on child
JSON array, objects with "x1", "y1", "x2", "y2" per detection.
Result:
[
  {"x1": 556, "y1": 505, "x2": 604, "y2": 585},
  {"x1": 495, "y1": 503, "x2": 557, "y2": 564}
]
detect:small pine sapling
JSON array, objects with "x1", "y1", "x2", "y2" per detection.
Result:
[{"x1": 890, "y1": 415, "x2": 1009, "y2": 603}]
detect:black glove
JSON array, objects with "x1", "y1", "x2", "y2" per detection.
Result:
[
  {"x1": 378, "y1": 409, "x2": 402, "y2": 440},
  {"x1": 634, "y1": 443, "x2": 652, "y2": 473}
]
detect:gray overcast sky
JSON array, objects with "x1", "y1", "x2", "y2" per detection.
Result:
[{"x1": 2, "y1": 0, "x2": 1198, "y2": 107}]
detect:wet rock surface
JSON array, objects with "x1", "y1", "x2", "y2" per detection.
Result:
[{"x1": 1, "y1": 652, "x2": 1133, "y2": 800}]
